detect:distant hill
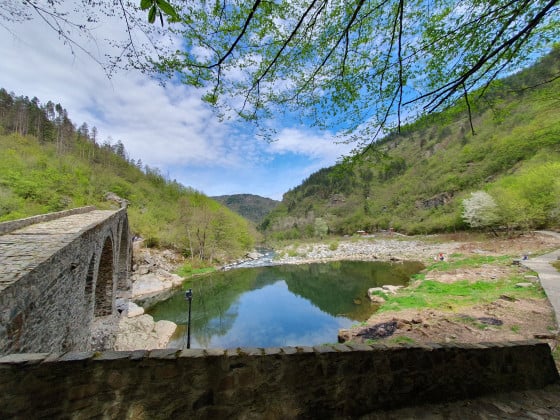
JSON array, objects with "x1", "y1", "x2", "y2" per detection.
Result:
[
  {"x1": 261, "y1": 48, "x2": 560, "y2": 239},
  {"x1": 0, "y1": 89, "x2": 257, "y2": 263},
  {"x1": 212, "y1": 194, "x2": 279, "y2": 224}
]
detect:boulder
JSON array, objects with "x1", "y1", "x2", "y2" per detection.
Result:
[
  {"x1": 131, "y1": 273, "x2": 173, "y2": 298},
  {"x1": 246, "y1": 251, "x2": 264, "y2": 260},
  {"x1": 127, "y1": 302, "x2": 145, "y2": 317},
  {"x1": 131, "y1": 271, "x2": 184, "y2": 299},
  {"x1": 369, "y1": 295, "x2": 386, "y2": 304},
  {"x1": 338, "y1": 329, "x2": 352, "y2": 343},
  {"x1": 367, "y1": 287, "x2": 387, "y2": 303},
  {"x1": 382, "y1": 285, "x2": 403, "y2": 294},
  {"x1": 114, "y1": 314, "x2": 177, "y2": 351}
]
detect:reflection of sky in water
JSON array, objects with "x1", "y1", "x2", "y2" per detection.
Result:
[
  {"x1": 169, "y1": 280, "x2": 351, "y2": 349},
  {"x1": 155, "y1": 260, "x2": 424, "y2": 349}
]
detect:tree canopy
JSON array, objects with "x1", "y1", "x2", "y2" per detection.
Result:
[
  {"x1": 158, "y1": 0, "x2": 559, "y2": 146},
  {"x1": 7, "y1": 1, "x2": 560, "y2": 148}
]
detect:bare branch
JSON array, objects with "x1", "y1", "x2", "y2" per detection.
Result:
[
  {"x1": 397, "y1": 0, "x2": 404, "y2": 133},
  {"x1": 207, "y1": 0, "x2": 262, "y2": 70},
  {"x1": 406, "y1": 0, "x2": 558, "y2": 112},
  {"x1": 463, "y1": 83, "x2": 475, "y2": 136}
]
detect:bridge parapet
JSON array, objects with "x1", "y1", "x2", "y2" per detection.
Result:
[{"x1": 0, "y1": 206, "x2": 97, "y2": 235}]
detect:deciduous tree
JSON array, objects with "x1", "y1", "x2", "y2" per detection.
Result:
[
  {"x1": 462, "y1": 191, "x2": 499, "y2": 230},
  {"x1": 5, "y1": 1, "x2": 559, "y2": 149},
  {"x1": 158, "y1": 0, "x2": 559, "y2": 148}
]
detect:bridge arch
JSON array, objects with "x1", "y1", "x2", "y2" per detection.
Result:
[
  {"x1": 117, "y1": 217, "x2": 131, "y2": 293},
  {"x1": 84, "y1": 254, "x2": 96, "y2": 315},
  {"x1": 94, "y1": 235, "x2": 115, "y2": 317}
]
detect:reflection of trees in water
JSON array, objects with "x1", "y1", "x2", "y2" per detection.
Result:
[
  {"x1": 275, "y1": 261, "x2": 424, "y2": 321},
  {"x1": 184, "y1": 269, "x2": 265, "y2": 346},
  {"x1": 150, "y1": 261, "x2": 424, "y2": 345}
]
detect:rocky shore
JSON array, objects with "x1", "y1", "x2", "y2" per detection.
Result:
[
  {"x1": 272, "y1": 234, "x2": 463, "y2": 265},
  {"x1": 113, "y1": 243, "x2": 185, "y2": 351},
  {"x1": 114, "y1": 232, "x2": 560, "y2": 351}
]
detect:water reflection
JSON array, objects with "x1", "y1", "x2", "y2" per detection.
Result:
[{"x1": 148, "y1": 260, "x2": 423, "y2": 348}]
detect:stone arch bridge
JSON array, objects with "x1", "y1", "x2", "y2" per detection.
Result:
[{"x1": 0, "y1": 206, "x2": 131, "y2": 355}]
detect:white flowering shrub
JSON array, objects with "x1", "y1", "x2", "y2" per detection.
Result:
[{"x1": 462, "y1": 191, "x2": 500, "y2": 229}]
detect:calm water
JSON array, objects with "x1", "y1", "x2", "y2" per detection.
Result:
[{"x1": 148, "y1": 260, "x2": 423, "y2": 349}]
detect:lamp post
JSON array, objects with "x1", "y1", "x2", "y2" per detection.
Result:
[{"x1": 185, "y1": 288, "x2": 193, "y2": 349}]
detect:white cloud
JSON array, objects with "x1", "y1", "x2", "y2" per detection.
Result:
[
  {"x1": 0, "y1": 7, "x2": 355, "y2": 201},
  {"x1": 268, "y1": 127, "x2": 353, "y2": 162}
]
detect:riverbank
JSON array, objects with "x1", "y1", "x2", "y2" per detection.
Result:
[
  {"x1": 272, "y1": 231, "x2": 560, "y2": 265},
  {"x1": 290, "y1": 231, "x2": 559, "y2": 367},
  {"x1": 116, "y1": 231, "x2": 560, "y2": 356}
]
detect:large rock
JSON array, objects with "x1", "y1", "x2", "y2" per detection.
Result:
[
  {"x1": 246, "y1": 251, "x2": 264, "y2": 260},
  {"x1": 369, "y1": 295, "x2": 386, "y2": 304},
  {"x1": 114, "y1": 315, "x2": 177, "y2": 351},
  {"x1": 131, "y1": 272, "x2": 184, "y2": 299},
  {"x1": 126, "y1": 302, "x2": 145, "y2": 317},
  {"x1": 382, "y1": 285, "x2": 403, "y2": 294}
]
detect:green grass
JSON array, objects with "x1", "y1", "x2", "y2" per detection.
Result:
[
  {"x1": 287, "y1": 249, "x2": 299, "y2": 257},
  {"x1": 377, "y1": 276, "x2": 545, "y2": 313},
  {"x1": 552, "y1": 259, "x2": 560, "y2": 273},
  {"x1": 389, "y1": 336, "x2": 417, "y2": 345},
  {"x1": 424, "y1": 255, "x2": 511, "y2": 272},
  {"x1": 454, "y1": 315, "x2": 494, "y2": 330},
  {"x1": 176, "y1": 263, "x2": 216, "y2": 278}
]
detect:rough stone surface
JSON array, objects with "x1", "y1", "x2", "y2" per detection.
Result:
[
  {"x1": 113, "y1": 315, "x2": 176, "y2": 351},
  {"x1": 126, "y1": 302, "x2": 145, "y2": 317},
  {"x1": 0, "y1": 207, "x2": 132, "y2": 355},
  {"x1": 0, "y1": 341, "x2": 557, "y2": 419}
]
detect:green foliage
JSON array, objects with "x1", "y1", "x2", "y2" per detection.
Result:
[
  {"x1": 328, "y1": 241, "x2": 339, "y2": 251},
  {"x1": 262, "y1": 49, "x2": 560, "y2": 237},
  {"x1": 175, "y1": 262, "x2": 215, "y2": 278},
  {"x1": 314, "y1": 217, "x2": 329, "y2": 239},
  {"x1": 0, "y1": 90, "x2": 257, "y2": 263},
  {"x1": 378, "y1": 277, "x2": 544, "y2": 313},
  {"x1": 212, "y1": 194, "x2": 279, "y2": 224},
  {"x1": 154, "y1": 1, "x2": 558, "y2": 150},
  {"x1": 489, "y1": 161, "x2": 560, "y2": 230}
]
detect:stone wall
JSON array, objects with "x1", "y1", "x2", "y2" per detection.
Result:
[
  {"x1": 0, "y1": 208, "x2": 131, "y2": 355},
  {"x1": 1, "y1": 341, "x2": 558, "y2": 418},
  {"x1": 0, "y1": 206, "x2": 96, "y2": 234}
]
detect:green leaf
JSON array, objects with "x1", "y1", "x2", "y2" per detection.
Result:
[
  {"x1": 140, "y1": 0, "x2": 152, "y2": 11},
  {"x1": 156, "y1": 0, "x2": 179, "y2": 19},
  {"x1": 148, "y1": 6, "x2": 156, "y2": 24}
]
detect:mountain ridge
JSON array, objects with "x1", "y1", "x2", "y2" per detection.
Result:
[{"x1": 212, "y1": 193, "x2": 279, "y2": 224}]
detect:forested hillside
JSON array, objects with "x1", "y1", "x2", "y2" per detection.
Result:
[
  {"x1": 0, "y1": 89, "x2": 256, "y2": 263},
  {"x1": 212, "y1": 194, "x2": 279, "y2": 224},
  {"x1": 262, "y1": 48, "x2": 560, "y2": 239}
]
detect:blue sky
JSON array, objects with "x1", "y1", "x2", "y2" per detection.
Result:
[{"x1": 0, "y1": 9, "x2": 353, "y2": 201}]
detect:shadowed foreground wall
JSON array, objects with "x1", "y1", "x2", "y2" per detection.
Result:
[{"x1": 1, "y1": 341, "x2": 558, "y2": 418}]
